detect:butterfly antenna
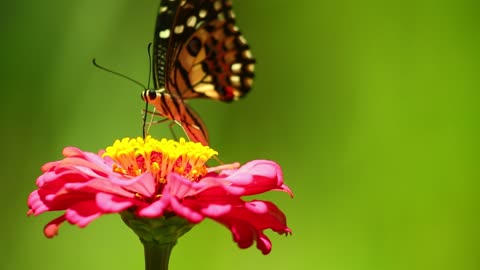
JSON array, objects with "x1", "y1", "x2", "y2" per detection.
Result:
[
  {"x1": 147, "y1": 42, "x2": 153, "y2": 89},
  {"x1": 92, "y1": 58, "x2": 147, "y2": 89}
]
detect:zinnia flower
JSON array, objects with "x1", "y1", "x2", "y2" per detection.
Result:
[{"x1": 28, "y1": 136, "x2": 292, "y2": 254}]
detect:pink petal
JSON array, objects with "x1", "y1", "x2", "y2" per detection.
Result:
[
  {"x1": 43, "y1": 215, "x2": 67, "y2": 238},
  {"x1": 201, "y1": 204, "x2": 232, "y2": 217},
  {"x1": 28, "y1": 146, "x2": 153, "y2": 237},
  {"x1": 137, "y1": 197, "x2": 169, "y2": 218},
  {"x1": 96, "y1": 192, "x2": 136, "y2": 212},
  {"x1": 230, "y1": 221, "x2": 255, "y2": 249},
  {"x1": 217, "y1": 160, "x2": 291, "y2": 197},
  {"x1": 65, "y1": 200, "x2": 103, "y2": 227},
  {"x1": 160, "y1": 164, "x2": 292, "y2": 254},
  {"x1": 169, "y1": 196, "x2": 204, "y2": 223},
  {"x1": 256, "y1": 232, "x2": 273, "y2": 255}
]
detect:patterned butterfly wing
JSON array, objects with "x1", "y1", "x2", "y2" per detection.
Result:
[
  {"x1": 145, "y1": 0, "x2": 254, "y2": 145},
  {"x1": 155, "y1": 0, "x2": 255, "y2": 100},
  {"x1": 152, "y1": 0, "x2": 181, "y2": 90}
]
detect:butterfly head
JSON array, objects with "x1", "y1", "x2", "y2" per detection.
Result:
[{"x1": 141, "y1": 88, "x2": 166, "y2": 103}]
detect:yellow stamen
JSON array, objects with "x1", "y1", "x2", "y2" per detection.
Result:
[{"x1": 103, "y1": 136, "x2": 218, "y2": 183}]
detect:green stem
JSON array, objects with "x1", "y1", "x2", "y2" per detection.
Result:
[
  {"x1": 143, "y1": 241, "x2": 176, "y2": 270},
  {"x1": 120, "y1": 210, "x2": 194, "y2": 270}
]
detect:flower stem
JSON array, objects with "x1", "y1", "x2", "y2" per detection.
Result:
[
  {"x1": 120, "y1": 211, "x2": 195, "y2": 270},
  {"x1": 143, "y1": 241, "x2": 176, "y2": 270}
]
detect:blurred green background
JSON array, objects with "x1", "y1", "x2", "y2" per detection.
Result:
[{"x1": 2, "y1": 0, "x2": 479, "y2": 269}]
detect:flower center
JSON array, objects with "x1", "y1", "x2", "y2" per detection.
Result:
[{"x1": 103, "y1": 136, "x2": 218, "y2": 183}]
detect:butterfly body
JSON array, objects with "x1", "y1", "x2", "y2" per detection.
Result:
[
  {"x1": 142, "y1": 0, "x2": 255, "y2": 145},
  {"x1": 142, "y1": 89, "x2": 209, "y2": 146}
]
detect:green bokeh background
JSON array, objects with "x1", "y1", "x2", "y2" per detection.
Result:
[{"x1": 2, "y1": 0, "x2": 479, "y2": 269}]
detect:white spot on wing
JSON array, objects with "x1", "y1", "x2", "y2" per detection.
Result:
[
  {"x1": 238, "y1": 35, "x2": 247, "y2": 45},
  {"x1": 231, "y1": 63, "x2": 242, "y2": 73},
  {"x1": 243, "y1": 50, "x2": 253, "y2": 59},
  {"x1": 186, "y1": 16, "x2": 197, "y2": 27},
  {"x1": 194, "y1": 83, "x2": 216, "y2": 95},
  {"x1": 160, "y1": 6, "x2": 168, "y2": 13},
  {"x1": 230, "y1": 75, "x2": 241, "y2": 86},
  {"x1": 159, "y1": 29, "x2": 170, "y2": 39},
  {"x1": 199, "y1": 9, "x2": 207, "y2": 18},
  {"x1": 174, "y1": 24, "x2": 184, "y2": 34}
]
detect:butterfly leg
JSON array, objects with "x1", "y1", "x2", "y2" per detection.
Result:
[
  {"x1": 168, "y1": 121, "x2": 180, "y2": 141},
  {"x1": 142, "y1": 108, "x2": 171, "y2": 137}
]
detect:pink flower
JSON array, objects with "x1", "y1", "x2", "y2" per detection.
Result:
[{"x1": 28, "y1": 137, "x2": 292, "y2": 254}]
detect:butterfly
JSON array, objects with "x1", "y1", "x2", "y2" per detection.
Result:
[{"x1": 141, "y1": 0, "x2": 255, "y2": 146}]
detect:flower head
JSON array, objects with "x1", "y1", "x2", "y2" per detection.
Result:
[{"x1": 28, "y1": 136, "x2": 292, "y2": 254}]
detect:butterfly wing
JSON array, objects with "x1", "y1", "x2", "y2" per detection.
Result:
[
  {"x1": 154, "y1": 0, "x2": 255, "y2": 100},
  {"x1": 147, "y1": 0, "x2": 254, "y2": 145},
  {"x1": 152, "y1": 0, "x2": 181, "y2": 90}
]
